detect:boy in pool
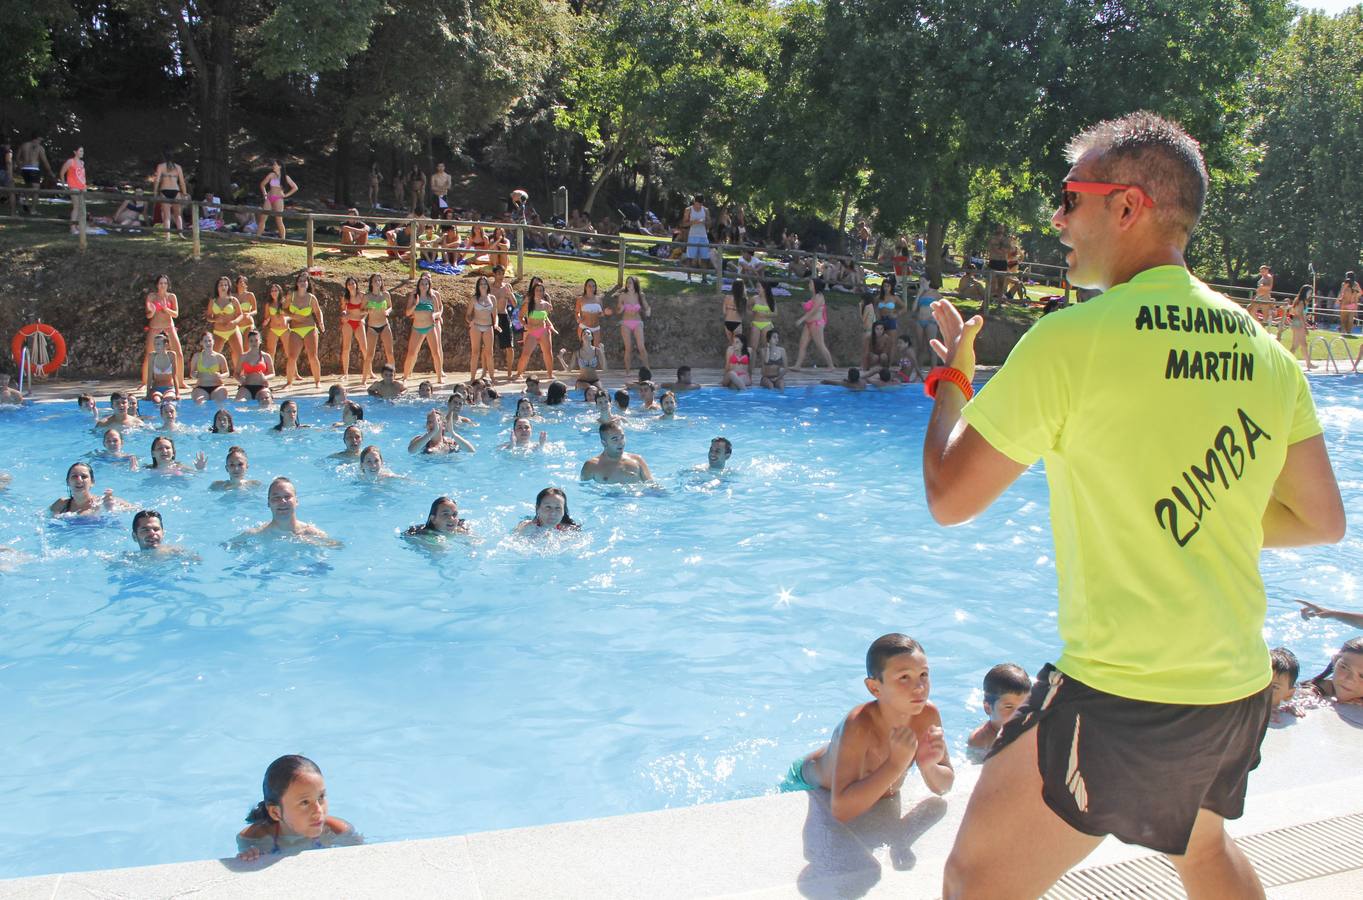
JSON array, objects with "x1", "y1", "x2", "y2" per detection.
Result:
[
  {"x1": 663, "y1": 365, "x2": 701, "y2": 392},
  {"x1": 366, "y1": 364, "x2": 406, "y2": 400},
  {"x1": 613, "y1": 388, "x2": 630, "y2": 413},
  {"x1": 1269, "y1": 647, "x2": 1303, "y2": 723},
  {"x1": 967, "y1": 663, "x2": 1031, "y2": 757},
  {"x1": 787, "y1": 633, "x2": 953, "y2": 822},
  {"x1": 96, "y1": 391, "x2": 143, "y2": 431}
]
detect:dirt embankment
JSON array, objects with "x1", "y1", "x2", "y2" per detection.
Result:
[{"x1": 0, "y1": 239, "x2": 1032, "y2": 382}]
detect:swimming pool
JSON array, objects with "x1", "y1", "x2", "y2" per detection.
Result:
[{"x1": 0, "y1": 379, "x2": 1358, "y2": 878}]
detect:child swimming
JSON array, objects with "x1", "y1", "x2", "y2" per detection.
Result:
[
  {"x1": 236, "y1": 754, "x2": 361, "y2": 861},
  {"x1": 785, "y1": 633, "x2": 953, "y2": 821},
  {"x1": 1304, "y1": 638, "x2": 1363, "y2": 706},
  {"x1": 967, "y1": 663, "x2": 1030, "y2": 757}
]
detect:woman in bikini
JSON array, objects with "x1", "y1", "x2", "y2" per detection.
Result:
[
  {"x1": 1338, "y1": 271, "x2": 1359, "y2": 337},
  {"x1": 142, "y1": 275, "x2": 185, "y2": 389},
  {"x1": 493, "y1": 268, "x2": 520, "y2": 381},
  {"x1": 574, "y1": 279, "x2": 608, "y2": 343},
  {"x1": 760, "y1": 329, "x2": 786, "y2": 389},
  {"x1": 205, "y1": 275, "x2": 246, "y2": 369},
  {"x1": 285, "y1": 272, "x2": 325, "y2": 388},
  {"x1": 235, "y1": 329, "x2": 275, "y2": 404},
  {"x1": 514, "y1": 276, "x2": 556, "y2": 380},
  {"x1": 723, "y1": 333, "x2": 752, "y2": 390},
  {"x1": 466, "y1": 276, "x2": 500, "y2": 382},
  {"x1": 189, "y1": 331, "x2": 230, "y2": 403},
  {"x1": 49, "y1": 462, "x2": 134, "y2": 516},
  {"x1": 865, "y1": 321, "x2": 894, "y2": 369},
  {"x1": 749, "y1": 280, "x2": 776, "y2": 359},
  {"x1": 233, "y1": 275, "x2": 258, "y2": 334},
  {"x1": 722, "y1": 279, "x2": 746, "y2": 350},
  {"x1": 338, "y1": 276, "x2": 368, "y2": 382},
  {"x1": 257, "y1": 160, "x2": 298, "y2": 240},
  {"x1": 1283, "y1": 284, "x2": 1312, "y2": 367},
  {"x1": 260, "y1": 283, "x2": 290, "y2": 364},
  {"x1": 490, "y1": 227, "x2": 512, "y2": 270},
  {"x1": 402, "y1": 273, "x2": 444, "y2": 383},
  {"x1": 145, "y1": 332, "x2": 183, "y2": 403},
  {"x1": 358, "y1": 273, "x2": 394, "y2": 385},
  {"x1": 614, "y1": 275, "x2": 651, "y2": 371},
  {"x1": 467, "y1": 225, "x2": 491, "y2": 266},
  {"x1": 793, "y1": 277, "x2": 835, "y2": 369},
  {"x1": 151, "y1": 149, "x2": 187, "y2": 233},
  {"x1": 873, "y1": 278, "x2": 902, "y2": 354},
  {"x1": 557, "y1": 328, "x2": 606, "y2": 390}
]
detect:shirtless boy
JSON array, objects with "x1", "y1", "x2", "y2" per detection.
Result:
[
  {"x1": 787, "y1": 633, "x2": 953, "y2": 822},
  {"x1": 367, "y1": 364, "x2": 406, "y2": 400},
  {"x1": 967, "y1": 663, "x2": 1030, "y2": 758},
  {"x1": 580, "y1": 420, "x2": 653, "y2": 484}
]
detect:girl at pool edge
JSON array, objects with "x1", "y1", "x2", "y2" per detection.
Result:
[
  {"x1": 405, "y1": 496, "x2": 469, "y2": 538},
  {"x1": 236, "y1": 755, "x2": 360, "y2": 862},
  {"x1": 1303, "y1": 638, "x2": 1363, "y2": 707},
  {"x1": 516, "y1": 487, "x2": 580, "y2": 534}
]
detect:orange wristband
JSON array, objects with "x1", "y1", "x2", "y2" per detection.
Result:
[{"x1": 924, "y1": 366, "x2": 974, "y2": 401}]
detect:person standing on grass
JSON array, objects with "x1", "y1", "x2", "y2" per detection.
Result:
[
  {"x1": 151, "y1": 148, "x2": 188, "y2": 233},
  {"x1": 15, "y1": 132, "x2": 55, "y2": 214},
  {"x1": 923, "y1": 111, "x2": 1345, "y2": 899},
  {"x1": 58, "y1": 146, "x2": 86, "y2": 234},
  {"x1": 430, "y1": 162, "x2": 452, "y2": 212}
]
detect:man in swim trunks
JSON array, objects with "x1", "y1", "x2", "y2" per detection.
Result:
[
  {"x1": 430, "y1": 162, "x2": 452, "y2": 211},
  {"x1": 580, "y1": 419, "x2": 653, "y2": 484},
  {"x1": 924, "y1": 112, "x2": 1345, "y2": 899},
  {"x1": 366, "y1": 364, "x2": 406, "y2": 400},
  {"x1": 15, "y1": 132, "x2": 55, "y2": 214}
]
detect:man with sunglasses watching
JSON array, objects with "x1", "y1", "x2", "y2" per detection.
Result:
[{"x1": 921, "y1": 111, "x2": 1345, "y2": 898}]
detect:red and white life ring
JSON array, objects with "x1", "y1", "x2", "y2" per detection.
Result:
[{"x1": 11, "y1": 323, "x2": 67, "y2": 376}]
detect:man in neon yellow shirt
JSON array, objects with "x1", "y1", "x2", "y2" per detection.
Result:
[{"x1": 922, "y1": 112, "x2": 1346, "y2": 899}]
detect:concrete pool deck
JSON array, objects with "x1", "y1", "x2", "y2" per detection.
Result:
[{"x1": 1, "y1": 708, "x2": 1358, "y2": 899}]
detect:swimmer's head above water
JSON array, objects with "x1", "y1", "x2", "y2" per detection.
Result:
[
  {"x1": 708, "y1": 436, "x2": 731, "y2": 470},
  {"x1": 131, "y1": 509, "x2": 164, "y2": 550}
]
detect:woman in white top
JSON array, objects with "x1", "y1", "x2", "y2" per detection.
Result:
[{"x1": 682, "y1": 195, "x2": 709, "y2": 270}]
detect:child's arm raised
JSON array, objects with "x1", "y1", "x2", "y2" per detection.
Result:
[
  {"x1": 827, "y1": 718, "x2": 917, "y2": 823},
  {"x1": 913, "y1": 704, "x2": 954, "y2": 795}
]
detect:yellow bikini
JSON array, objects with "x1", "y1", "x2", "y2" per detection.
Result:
[
  {"x1": 211, "y1": 298, "x2": 240, "y2": 343},
  {"x1": 289, "y1": 297, "x2": 316, "y2": 339}
]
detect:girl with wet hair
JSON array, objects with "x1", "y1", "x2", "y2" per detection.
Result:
[{"x1": 236, "y1": 754, "x2": 360, "y2": 861}]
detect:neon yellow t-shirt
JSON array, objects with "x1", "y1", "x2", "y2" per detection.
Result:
[{"x1": 961, "y1": 265, "x2": 1322, "y2": 704}]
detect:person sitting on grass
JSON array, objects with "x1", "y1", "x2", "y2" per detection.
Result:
[
  {"x1": 782, "y1": 633, "x2": 953, "y2": 821},
  {"x1": 967, "y1": 663, "x2": 1031, "y2": 758},
  {"x1": 236, "y1": 755, "x2": 361, "y2": 861},
  {"x1": 338, "y1": 209, "x2": 369, "y2": 252}
]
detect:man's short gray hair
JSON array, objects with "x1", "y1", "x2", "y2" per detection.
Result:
[{"x1": 1065, "y1": 111, "x2": 1208, "y2": 240}]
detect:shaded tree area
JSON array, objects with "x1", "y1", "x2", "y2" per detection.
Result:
[{"x1": 4, "y1": 0, "x2": 1356, "y2": 286}]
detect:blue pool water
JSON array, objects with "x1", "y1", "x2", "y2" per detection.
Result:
[{"x1": 0, "y1": 380, "x2": 1359, "y2": 878}]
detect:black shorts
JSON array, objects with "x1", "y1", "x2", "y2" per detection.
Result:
[
  {"x1": 496, "y1": 315, "x2": 514, "y2": 349},
  {"x1": 242, "y1": 383, "x2": 267, "y2": 399},
  {"x1": 21, "y1": 168, "x2": 41, "y2": 187},
  {"x1": 989, "y1": 663, "x2": 1272, "y2": 855}
]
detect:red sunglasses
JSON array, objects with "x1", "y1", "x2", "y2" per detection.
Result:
[{"x1": 1059, "y1": 181, "x2": 1156, "y2": 214}]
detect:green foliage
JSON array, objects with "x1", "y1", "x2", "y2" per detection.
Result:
[
  {"x1": 0, "y1": 0, "x2": 70, "y2": 100},
  {"x1": 255, "y1": 0, "x2": 385, "y2": 78},
  {"x1": 1233, "y1": 8, "x2": 1363, "y2": 287}
]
